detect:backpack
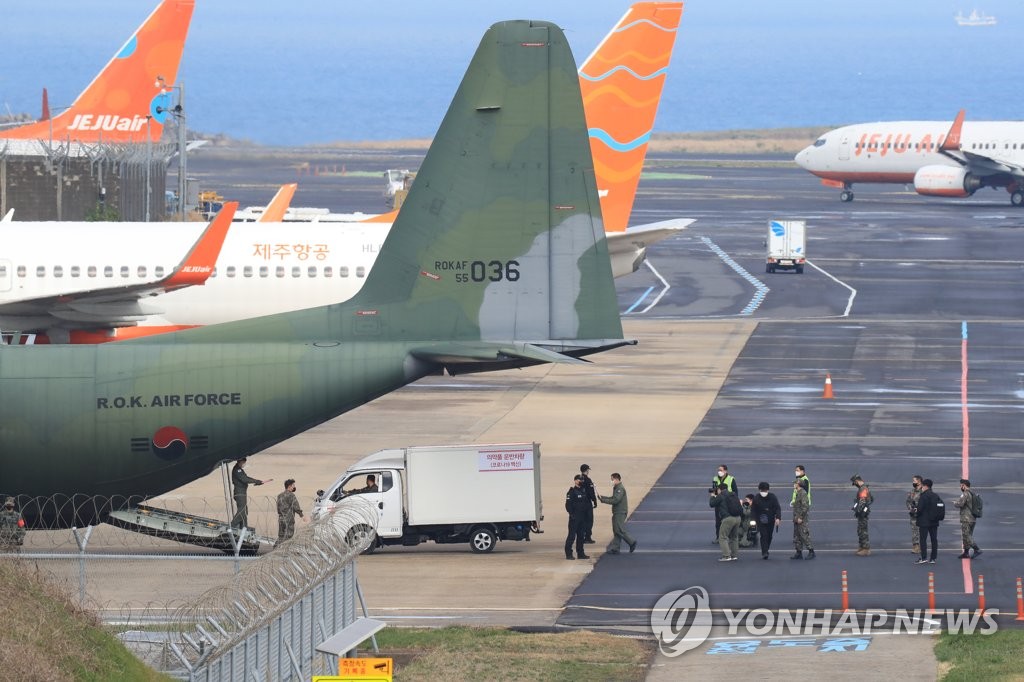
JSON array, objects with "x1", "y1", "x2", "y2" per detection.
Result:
[
  {"x1": 725, "y1": 492, "x2": 742, "y2": 517},
  {"x1": 934, "y1": 494, "x2": 946, "y2": 522},
  {"x1": 970, "y1": 491, "x2": 983, "y2": 518}
]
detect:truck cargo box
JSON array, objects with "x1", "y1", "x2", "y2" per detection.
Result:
[{"x1": 403, "y1": 443, "x2": 541, "y2": 526}]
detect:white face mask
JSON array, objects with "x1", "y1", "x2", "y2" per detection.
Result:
[
  {"x1": 717, "y1": 471, "x2": 725, "y2": 477},
  {"x1": 759, "y1": 491, "x2": 768, "y2": 498},
  {"x1": 794, "y1": 471, "x2": 801, "y2": 478}
]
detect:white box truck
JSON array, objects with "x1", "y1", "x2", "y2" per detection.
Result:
[
  {"x1": 313, "y1": 443, "x2": 542, "y2": 553},
  {"x1": 766, "y1": 219, "x2": 806, "y2": 273}
]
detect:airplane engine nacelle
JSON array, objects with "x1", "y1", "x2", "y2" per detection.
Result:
[{"x1": 913, "y1": 165, "x2": 982, "y2": 197}]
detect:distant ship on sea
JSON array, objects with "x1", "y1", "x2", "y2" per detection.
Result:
[{"x1": 955, "y1": 9, "x2": 996, "y2": 26}]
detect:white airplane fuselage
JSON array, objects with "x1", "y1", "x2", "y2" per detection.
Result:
[
  {"x1": 795, "y1": 121, "x2": 1024, "y2": 203},
  {"x1": 0, "y1": 222, "x2": 386, "y2": 337}
]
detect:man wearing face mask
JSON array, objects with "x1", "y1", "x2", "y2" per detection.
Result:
[
  {"x1": 750, "y1": 482, "x2": 782, "y2": 559},
  {"x1": 906, "y1": 475, "x2": 924, "y2": 555},
  {"x1": 711, "y1": 465, "x2": 737, "y2": 543},
  {"x1": 599, "y1": 473, "x2": 637, "y2": 555},
  {"x1": 791, "y1": 465, "x2": 811, "y2": 507},
  {"x1": 791, "y1": 479, "x2": 815, "y2": 560},
  {"x1": 851, "y1": 474, "x2": 873, "y2": 556},
  {"x1": 953, "y1": 478, "x2": 981, "y2": 559}
]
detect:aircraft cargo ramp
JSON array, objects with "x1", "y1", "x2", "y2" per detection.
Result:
[{"x1": 105, "y1": 504, "x2": 270, "y2": 555}]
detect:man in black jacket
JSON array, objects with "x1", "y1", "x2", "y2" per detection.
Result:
[
  {"x1": 750, "y1": 482, "x2": 782, "y2": 559},
  {"x1": 564, "y1": 475, "x2": 591, "y2": 560},
  {"x1": 915, "y1": 478, "x2": 942, "y2": 564},
  {"x1": 580, "y1": 464, "x2": 597, "y2": 544}
]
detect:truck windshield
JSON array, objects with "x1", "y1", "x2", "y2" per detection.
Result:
[{"x1": 333, "y1": 471, "x2": 392, "y2": 500}]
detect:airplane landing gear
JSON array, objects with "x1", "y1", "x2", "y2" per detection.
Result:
[
  {"x1": 1011, "y1": 190, "x2": 1024, "y2": 207},
  {"x1": 840, "y1": 190, "x2": 854, "y2": 202}
]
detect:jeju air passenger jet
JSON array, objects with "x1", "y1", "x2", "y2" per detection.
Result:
[
  {"x1": 0, "y1": 0, "x2": 193, "y2": 144},
  {"x1": 0, "y1": 2, "x2": 688, "y2": 344},
  {"x1": 795, "y1": 110, "x2": 1024, "y2": 206}
]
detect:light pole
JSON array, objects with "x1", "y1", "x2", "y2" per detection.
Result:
[
  {"x1": 145, "y1": 115, "x2": 152, "y2": 222},
  {"x1": 156, "y1": 76, "x2": 187, "y2": 221}
]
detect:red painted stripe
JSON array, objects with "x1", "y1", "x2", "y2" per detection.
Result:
[{"x1": 961, "y1": 325, "x2": 973, "y2": 593}]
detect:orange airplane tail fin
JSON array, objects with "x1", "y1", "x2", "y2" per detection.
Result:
[
  {"x1": 258, "y1": 184, "x2": 298, "y2": 222},
  {"x1": 579, "y1": 2, "x2": 683, "y2": 232},
  {"x1": 940, "y1": 109, "x2": 966, "y2": 152},
  {"x1": 0, "y1": 0, "x2": 194, "y2": 144}
]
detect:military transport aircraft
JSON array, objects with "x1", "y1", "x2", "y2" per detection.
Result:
[{"x1": 0, "y1": 19, "x2": 633, "y2": 528}]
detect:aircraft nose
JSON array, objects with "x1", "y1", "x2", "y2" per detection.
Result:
[{"x1": 794, "y1": 147, "x2": 812, "y2": 170}]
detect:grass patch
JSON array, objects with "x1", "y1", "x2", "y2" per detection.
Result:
[
  {"x1": 0, "y1": 559, "x2": 170, "y2": 681},
  {"x1": 934, "y1": 629, "x2": 1024, "y2": 681},
  {"x1": 373, "y1": 626, "x2": 652, "y2": 681}
]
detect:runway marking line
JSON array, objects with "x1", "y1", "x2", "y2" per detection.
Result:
[{"x1": 961, "y1": 320, "x2": 973, "y2": 595}]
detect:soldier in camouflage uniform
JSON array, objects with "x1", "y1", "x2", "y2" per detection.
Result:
[
  {"x1": 953, "y1": 478, "x2": 981, "y2": 559},
  {"x1": 230, "y1": 457, "x2": 267, "y2": 531},
  {"x1": 851, "y1": 474, "x2": 873, "y2": 556},
  {"x1": 275, "y1": 479, "x2": 305, "y2": 546},
  {"x1": 906, "y1": 475, "x2": 924, "y2": 555},
  {"x1": 791, "y1": 480, "x2": 815, "y2": 559},
  {"x1": 0, "y1": 497, "x2": 26, "y2": 552}
]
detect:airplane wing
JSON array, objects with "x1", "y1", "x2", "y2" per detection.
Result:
[
  {"x1": 938, "y1": 109, "x2": 1024, "y2": 180},
  {"x1": 0, "y1": 203, "x2": 235, "y2": 338},
  {"x1": 1, "y1": 209, "x2": 12, "y2": 222},
  {"x1": 960, "y1": 150, "x2": 1024, "y2": 178},
  {"x1": 606, "y1": 218, "x2": 692, "y2": 277}
]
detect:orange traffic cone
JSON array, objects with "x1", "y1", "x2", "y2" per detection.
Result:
[{"x1": 823, "y1": 373, "x2": 834, "y2": 399}]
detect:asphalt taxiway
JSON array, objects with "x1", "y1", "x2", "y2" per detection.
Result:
[
  {"x1": 177, "y1": 149, "x2": 1024, "y2": 630},
  {"x1": 564, "y1": 156, "x2": 1024, "y2": 627}
]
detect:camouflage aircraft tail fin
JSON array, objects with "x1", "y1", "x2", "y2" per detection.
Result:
[
  {"x1": 147, "y1": 20, "x2": 629, "y2": 370},
  {"x1": 345, "y1": 19, "x2": 628, "y2": 367}
]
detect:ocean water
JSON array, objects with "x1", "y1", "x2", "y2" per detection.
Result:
[{"x1": 2, "y1": 0, "x2": 1023, "y2": 146}]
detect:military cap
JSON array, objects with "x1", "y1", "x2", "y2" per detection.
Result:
[
  {"x1": 960, "y1": 478, "x2": 971, "y2": 486},
  {"x1": 850, "y1": 474, "x2": 862, "y2": 484}
]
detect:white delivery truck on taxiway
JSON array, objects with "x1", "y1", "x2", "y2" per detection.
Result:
[
  {"x1": 313, "y1": 443, "x2": 542, "y2": 553},
  {"x1": 765, "y1": 219, "x2": 806, "y2": 273}
]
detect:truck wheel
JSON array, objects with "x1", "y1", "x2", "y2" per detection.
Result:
[
  {"x1": 469, "y1": 527, "x2": 497, "y2": 553},
  {"x1": 345, "y1": 524, "x2": 377, "y2": 555}
]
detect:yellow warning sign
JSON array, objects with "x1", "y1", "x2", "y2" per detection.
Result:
[{"x1": 330, "y1": 657, "x2": 393, "y2": 680}]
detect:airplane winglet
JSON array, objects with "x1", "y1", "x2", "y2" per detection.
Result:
[
  {"x1": 257, "y1": 183, "x2": 297, "y2": 222},
  {"x1": 940, "y1": 109, "x2": 966, "y2": 152},
  {"x1": 361, "y1": 209, "x2": 399, "y2": 223},
  {"x1": 1, "y1": 209, "x2": 13, "y2": 222},
  {"x1": 162, "y1": 201, "x2": 237, "y2": 288}
]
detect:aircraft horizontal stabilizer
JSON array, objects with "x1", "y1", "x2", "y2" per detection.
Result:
[{"x1": 412, "y1": 340, "x2": 636, "y2": 375}]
